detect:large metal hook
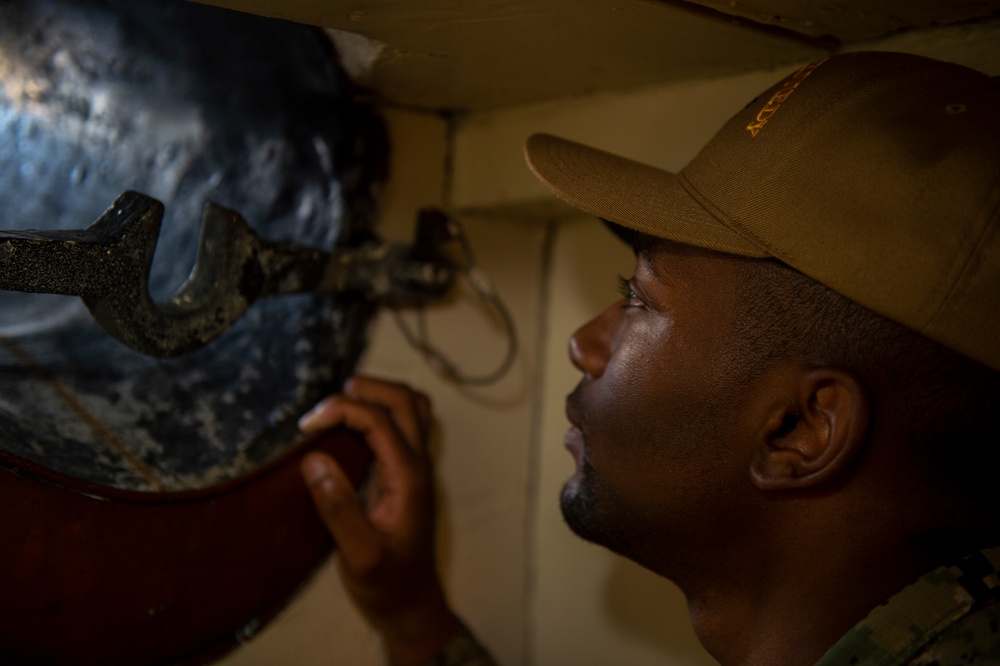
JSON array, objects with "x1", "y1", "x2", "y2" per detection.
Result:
[{"x1": 0, "y1": 191, "x2": 456, "y2": 357}]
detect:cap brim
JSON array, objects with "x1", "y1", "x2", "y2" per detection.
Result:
[{"x1": 524, "y1": 133, "x2": 768, "y2": 258}]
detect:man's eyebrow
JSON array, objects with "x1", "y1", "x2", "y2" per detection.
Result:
[{"x1": 636, "y1": 246, "x2": 669, "y2": 284}]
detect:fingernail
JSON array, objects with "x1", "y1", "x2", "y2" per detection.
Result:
[
  {"x1": 298, "y1": 397, "x2": 335, "y2": 433},
  {"x1": 298, "y1": 410, "x2": 318, "y2": 433}
]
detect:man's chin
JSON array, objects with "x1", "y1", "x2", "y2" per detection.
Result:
[
  {"x1": 559, "y1": 470, "x2": 636, "y2": 561},
  {"x1": 560, "y1": 478, "x2": 603, "y2": 544}
]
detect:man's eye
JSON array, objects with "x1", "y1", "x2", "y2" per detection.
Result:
[{"x1": 616, "y1": 275, "x2": 641, "y2": 305}]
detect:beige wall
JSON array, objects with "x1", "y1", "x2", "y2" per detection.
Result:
[{"x1": 222, "y1": 27, "x2": 1000, "y2": 666}]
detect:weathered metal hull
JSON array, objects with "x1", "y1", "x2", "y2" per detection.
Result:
[
  {"x1": 0, "y1": 429, "x2": 371, "y2": 665},
  {"x1": 0, "y1": 0, "x2": 385, "y2": 662},
  {"x1": 0, "y1": 0, "x2": 384, "y2": 491}
]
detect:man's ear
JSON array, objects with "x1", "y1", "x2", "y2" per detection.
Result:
[{"x1": 750, "y1": 367, "x2": 871, "y2": 491}]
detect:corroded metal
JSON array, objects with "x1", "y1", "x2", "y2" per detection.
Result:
[
  {"x1": 0, "y1": 0, "x2": 387, "y2": 492},
  {"x1": 0, "y1": 0, "x2": 388, "y2": 663},
  {"x1": 0, "y1": 191, "x2": 454, "y2": 357}
]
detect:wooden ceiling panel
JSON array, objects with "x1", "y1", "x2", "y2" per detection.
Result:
[
  {"x1": 195, "y1": 0, "x2": 825, "y2": 110},
  {"x1": 194, "y1": 0, "x2": 999, "y2": 110},
  {"x1": 682, "y1": 0, "x2": 1000, "y2": 40}
]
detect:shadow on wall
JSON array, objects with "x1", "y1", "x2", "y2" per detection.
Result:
[{"x1": 603, "y1": 557, "x2": 716, "y2": 665}]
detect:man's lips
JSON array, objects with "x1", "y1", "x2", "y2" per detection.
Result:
[
  {"x1": 564, "y1": 390, "x2": 585, "y2": 467},
  {"x1": 564, "y1": 425, "x2": 584, "y2": 462},
  {"x1": 565, "y1": 388, "x2": 583, "y2": 429}
]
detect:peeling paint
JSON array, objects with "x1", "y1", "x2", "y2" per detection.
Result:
[{"x1": 326, "y1": 28, "x2": 388, "y2": 79}]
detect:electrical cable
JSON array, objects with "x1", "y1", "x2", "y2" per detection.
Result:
[{"x1": 391, "y1": 213, "x2": 518, "y2": 386}]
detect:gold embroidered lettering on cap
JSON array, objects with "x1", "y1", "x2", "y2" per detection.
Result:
[{"x1": 746, "y1": 57, "x2": 829, "y2": 138}]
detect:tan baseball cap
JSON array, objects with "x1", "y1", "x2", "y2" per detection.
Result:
[{"x1": 525, "y1": 51, "x2": 1000, "y2": 372}]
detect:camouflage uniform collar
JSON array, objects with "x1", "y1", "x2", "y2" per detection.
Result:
[{"x1": 814, "y1": 546, "x2": 1000, "y2": 665}]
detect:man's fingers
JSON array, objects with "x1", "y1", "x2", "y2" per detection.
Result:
[
  {"x1": 301, "y1": 395, "x2": 417, "y2": 485},
  {"x1": 300, "y1": 452, "x2": 382, "y2": 573},
  {"x1": 345, "y1": 375, "x2": 432, "y2": 452}
]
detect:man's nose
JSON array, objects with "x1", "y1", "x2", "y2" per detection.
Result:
[{"x1": 568, "y1": 303, "x2": 619, "y2": 378}]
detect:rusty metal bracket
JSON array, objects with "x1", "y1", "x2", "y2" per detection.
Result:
[{"x1": 0, "y1": 191, "x2": 456, "y2": 357}]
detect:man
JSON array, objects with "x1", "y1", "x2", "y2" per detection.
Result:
[{"x1": 299, "y1": 51, "x2": 1000, "y2": 665}]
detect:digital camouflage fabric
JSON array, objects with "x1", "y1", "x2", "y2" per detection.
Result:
[{"x1": 816, "y1": 547, "x2": 1000, "y2": 665}]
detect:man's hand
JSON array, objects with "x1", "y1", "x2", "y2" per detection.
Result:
[{"x1": 299, "y1": 376, "x2": 458, "y2": 666}]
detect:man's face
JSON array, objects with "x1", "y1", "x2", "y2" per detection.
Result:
[{"x1": 561, "y1": 236, "x2": 761, "y2": 577}]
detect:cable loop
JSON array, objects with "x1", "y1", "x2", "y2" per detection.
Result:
[{"x1": 391, "y1": 213, "x2": 517, "y2": 386}]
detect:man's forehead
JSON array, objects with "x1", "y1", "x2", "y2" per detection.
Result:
[
  {"x1": 631, "y1": 231, "x2": 756, "y2": 288},
  {"x1": 629, "y1": 229, "x2": 718, "y2": 258}
]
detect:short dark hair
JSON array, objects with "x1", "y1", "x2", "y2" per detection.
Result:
[{"x1": 729, "y1": 257, "x2": 1000, "y2": 512}]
